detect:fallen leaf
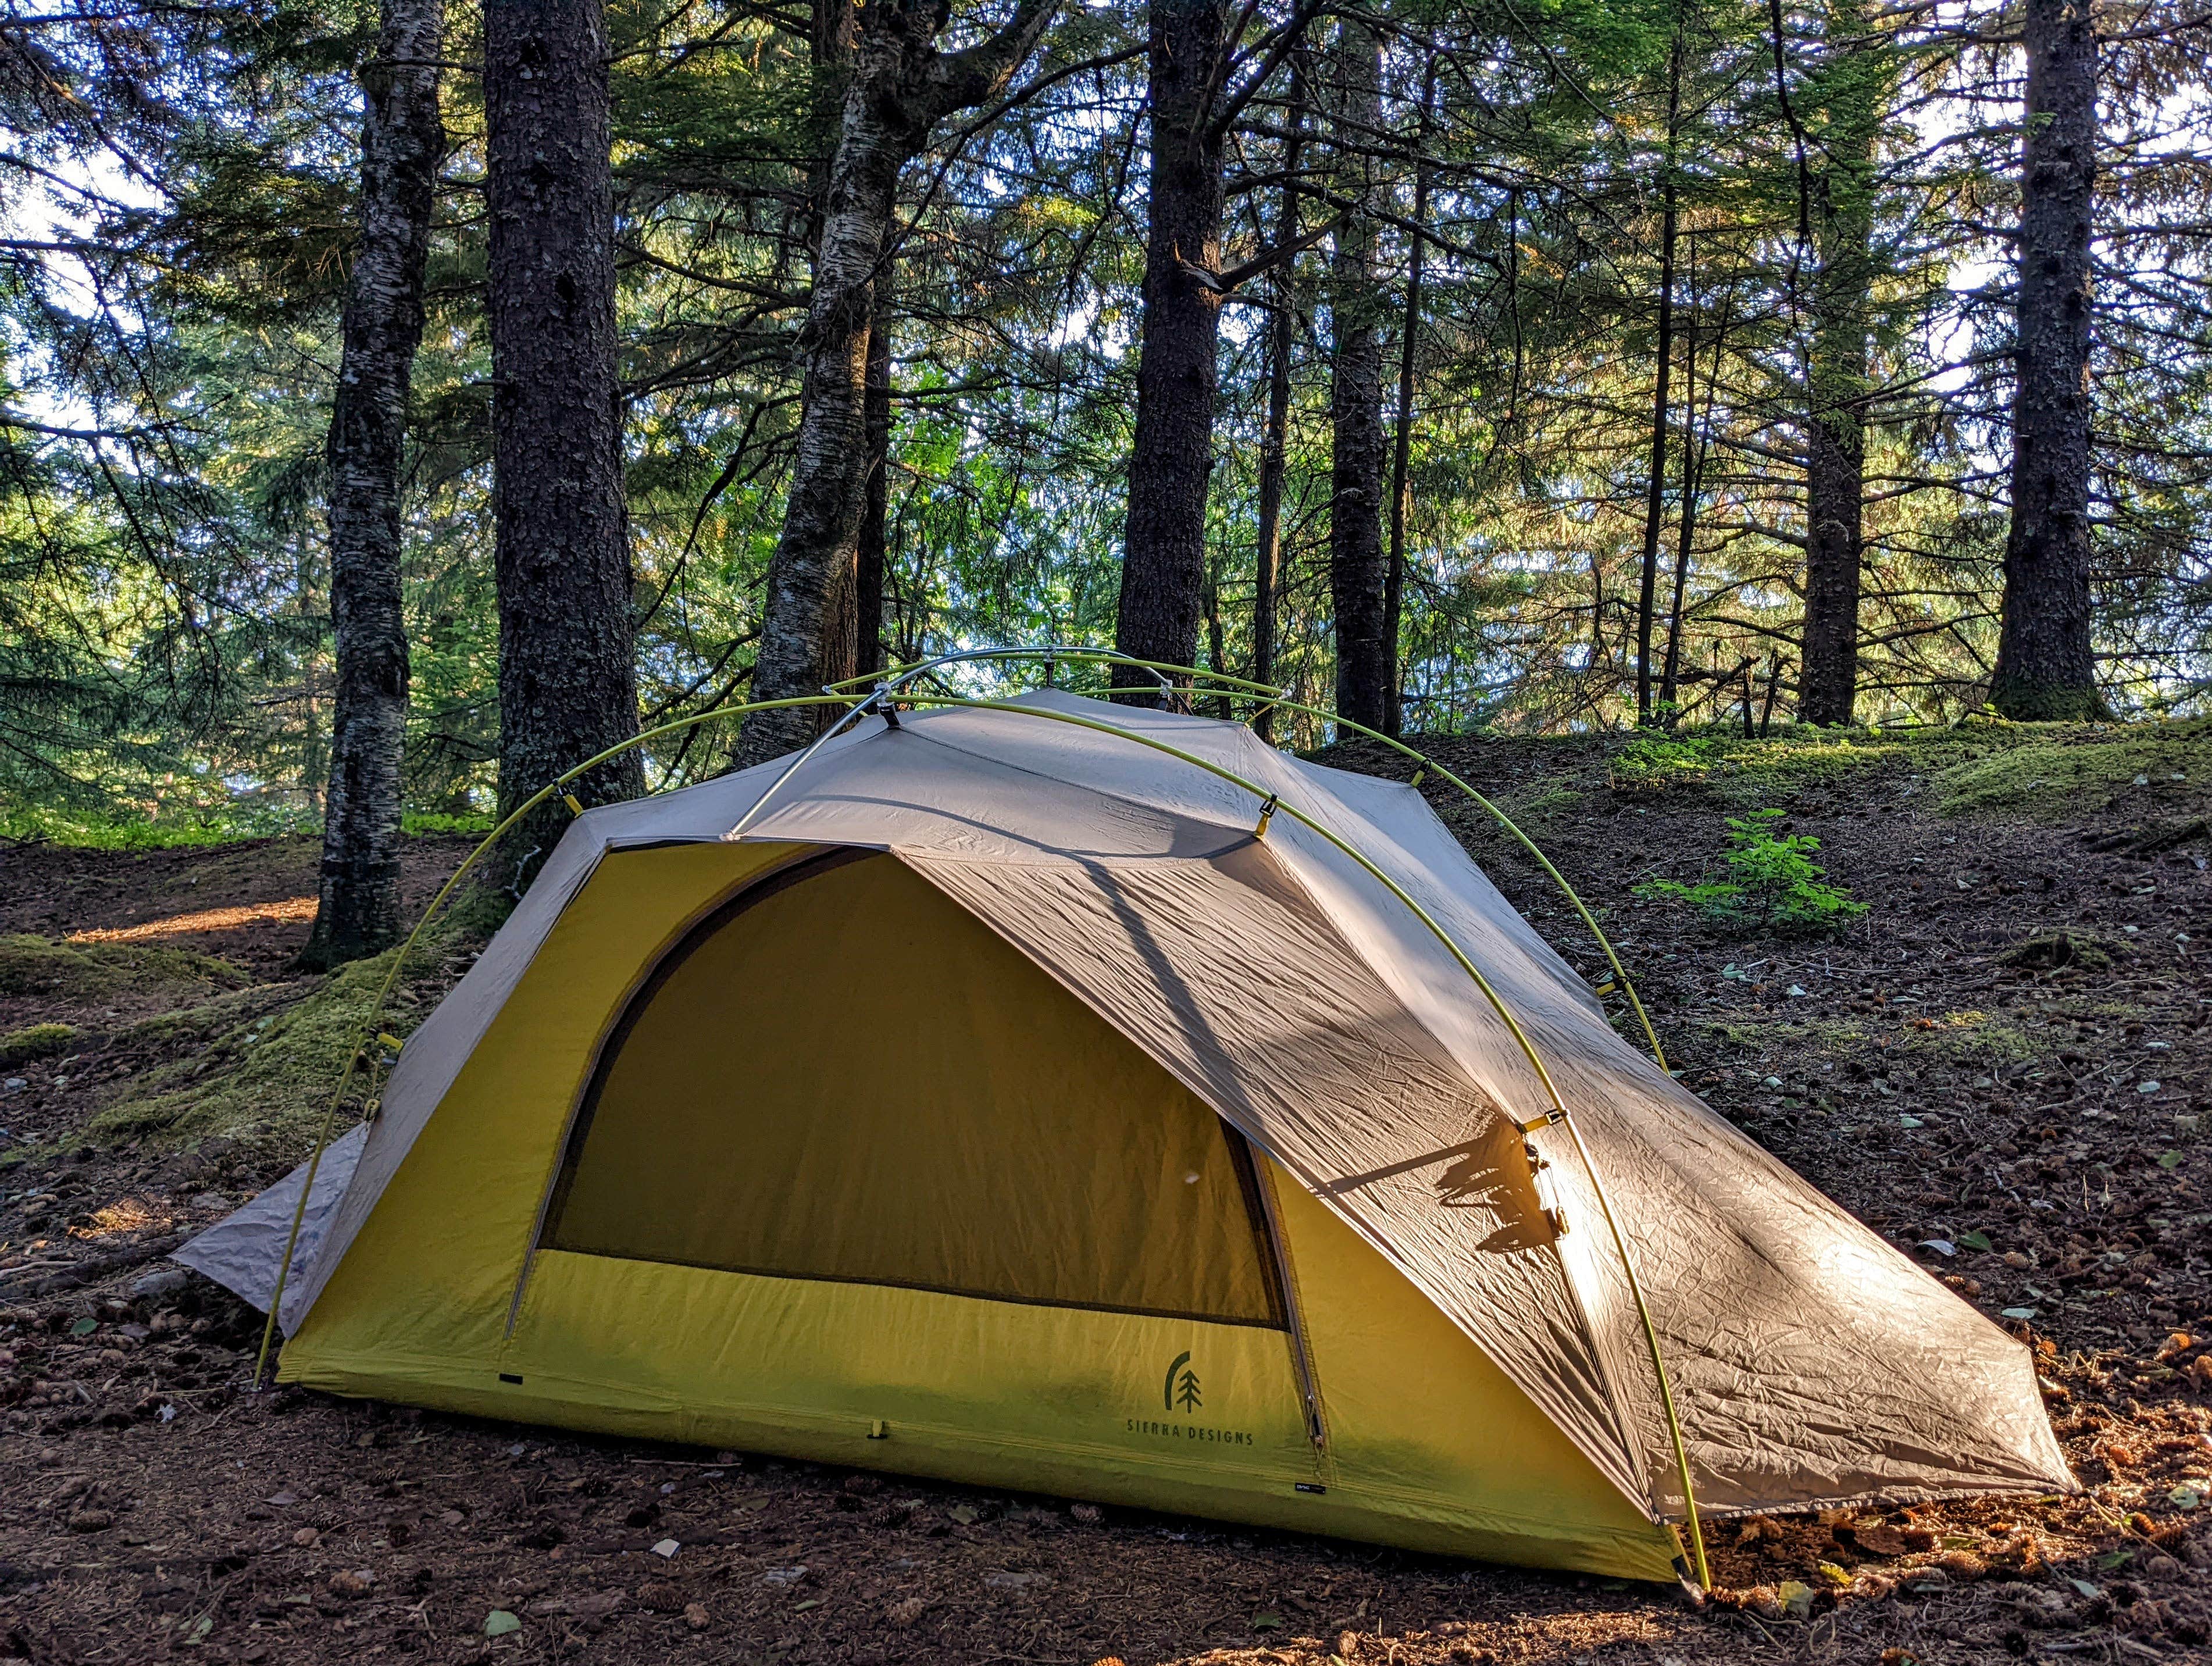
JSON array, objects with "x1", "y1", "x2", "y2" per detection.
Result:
[
  {"x1": 484, "y1": 1610, "x2": 520, "y2": 1638},
  {"x1": 651, "y1": 1537, "x2": 679, "y2": 1558},
  {"x1": 1851, "y1": 1523, "x2": 1910, "y2": 1557},
  {"x1": 1778, "y1": 1579, "x2": 1814, "y2": 1618},
  {"x1": 1957, "y1": 1230, "x2": 1992, "y2": 1251},
  {"x1": 1252, "y1": 1610, "x2": 1285, "y2": 1631}
]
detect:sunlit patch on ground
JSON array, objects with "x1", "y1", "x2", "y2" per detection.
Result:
[
  {"x1": 68, "y1": 1196, "x2": 174, "y2": 1239},
  {"x1": 67, "y1": 897, "x2": 316, "y2": 944}
]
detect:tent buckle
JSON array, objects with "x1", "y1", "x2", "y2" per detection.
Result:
[{"x1": 1516, "y1": 1109, "x2": 1565, "y2": 1135}]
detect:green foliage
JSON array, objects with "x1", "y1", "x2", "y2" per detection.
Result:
[
  {"x1": 401, "y1": 811, "x2": 495, "y2": 837},
  {"x1": 1608, "y1": 733, "x2": 1722, "y2": 794},
  {"x1": 1636, "y1": 809, "x2": 1868, "y2": 934},
  {"x1": 0, "y1": 1022, "x2": 79, "y2": 1069},
  {"x1": 0, "y1": 800, "x2": 317, "y2": 851}
]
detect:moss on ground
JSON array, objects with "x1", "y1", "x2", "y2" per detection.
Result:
[
  {"x1": 0, "y1": 933, "x2": 251, "y2": 1001},
  {"x1": 1441, "y1": 715, "x2": 2212, "y2": 826},
  {"x1": 1701, "y1": 1010, "x2": 2037, "y2": 1066},
  {"x1": 1929, "y1": 719, "x2": 2212, "y2": 820},
  {"x1": 83, "y1": 940, "x2": 435, "y2": 1154},
  {"x1": 0, "y1": 1021, "x2": 79, "y2": 1069}
]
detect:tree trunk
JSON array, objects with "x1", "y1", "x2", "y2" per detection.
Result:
[
  {"x1": 486, "y1": 0, "x2": 644, "y2": 869},
  {"x1": 855, "y1": 292, "x2": 893, "y2": 678},
  {"x1": 1990, "y1": 0, "x2": 2102, "y2": 720},
  {"x1": 1250, "y1": 59, "x2": 1304, "y2": 743},
  {"x1": 1658, "y1": 298, "x2": 1703, "y2": 716},
  {"x1": 1385, "y1": 60, "x2": 1435, "y2": 739},
  {"x1": 299, "y1": 0, "x2": 445, "y2": 970},
  {"x1": 1328, "y1": 15, "x2": 1387, "y2": 732},
  {"x1": 1113, "y1": 0, "x2": 1231, "y2": 696},
  {"x1": 742, "y1": 0, "x2": 1053, "y2": 763},
  {"x1": 1799, "y1": 0, "x2": 1880, "y2": 728},
  {"x1": 1634, "y1": 36, "x2": 1683, "y2": 726}
]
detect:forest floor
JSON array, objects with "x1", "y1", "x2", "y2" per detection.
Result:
[{"x1": 0, "y1": 717, "x2": 2209, "y2": 1666}]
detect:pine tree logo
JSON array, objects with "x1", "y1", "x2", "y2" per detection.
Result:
[{"x1": 1164, "y1": 1350, "x2": 1201, "y2": 1413}]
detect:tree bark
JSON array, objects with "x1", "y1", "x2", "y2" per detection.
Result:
[
  {"x1": 741, "y1": 0, "x2": 1054, "y2": 764},
  {"x1": 855, "y1": 291, "x2": 893, "y2": 678},
  {"x1": 1659, "y1": 298, "x2": 1703, "y2": 716},
  {"x1": 486, "y1": 0, "x2": 645, "y2": 868},
  {"x1": 1250, "y1": 59, "x2": 1304, "y2": 744},
  {"x1": 299, "y1": 0, "x2": 446, "y2": 971},
  {"x1": 1328, "y1": 15, "x2": 1387, "y2": 732},
  {"x1": 1385, "y1": 59, "x2": 1435, "y2": 738},
  {"x1": 1635, "y1": 35, "x2": 1683, "y2": 726},
  {"x1": 1113, "y1": 0, "x2": 1232, "y2": 697},
  {"x1": 1990, "y1": 0, "x2": 2102, "y2": 720},
  {"x1": 1799, "y1": 0, "x2": 1880, "y2": 728}
]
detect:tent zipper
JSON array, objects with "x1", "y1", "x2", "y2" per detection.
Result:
[{"x1": 1253, "y1": 1153, "x2": 1331, "y2": 1468}]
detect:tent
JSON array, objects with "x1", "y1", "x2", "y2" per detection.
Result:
[{"x1": 181, "y1": 690, "x2": 2072, "y2": 1584}]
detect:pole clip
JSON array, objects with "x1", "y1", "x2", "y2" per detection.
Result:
[
  {"x1": 1516, "y1": 1108, "x2": 1567, "y2": 1135},
  {"x1": 1254, "y1": 793, "x2": 1280, "y2": 839},
  {"x1": 1409, "y1": 765, "x2": 1428, "y2": 789},
  {"x1": 562, "y1": 793, "x2": 585, "y2": 817}
]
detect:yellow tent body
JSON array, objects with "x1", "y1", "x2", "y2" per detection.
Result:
[
  {"x1": 286, "y1": 842, "x2": 1676, "y2": 1578},
  {"x1": 183, "y1": 692, "x2": 2071, "y2": 1583}
]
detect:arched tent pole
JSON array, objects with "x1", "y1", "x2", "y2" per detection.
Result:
[
  {"x1": 248, "y1": 692, "x2": 866, "y2": 1391},
  {"x1": 1218, "y1": 688, "x2": 1671, "y2": 1075},
  {"x1": 874, "y1": 690, "x2": 1711, "y2": 1592},
  {"x1": 834, "y1": 649, "x2": 1669, "y2": 1074}
]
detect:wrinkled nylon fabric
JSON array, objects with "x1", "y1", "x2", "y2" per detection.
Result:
[
  {"x1": 174, "y1": 1122, "x2": 365, "y2": 1313},
  {"x1": 247, "y1": 688, "x2": 2071, "y2": 1521}
]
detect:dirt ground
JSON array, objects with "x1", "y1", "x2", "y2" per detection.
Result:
[{"x1": 1, "y1": 732, "x2": 2209, "y2": 1666}]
